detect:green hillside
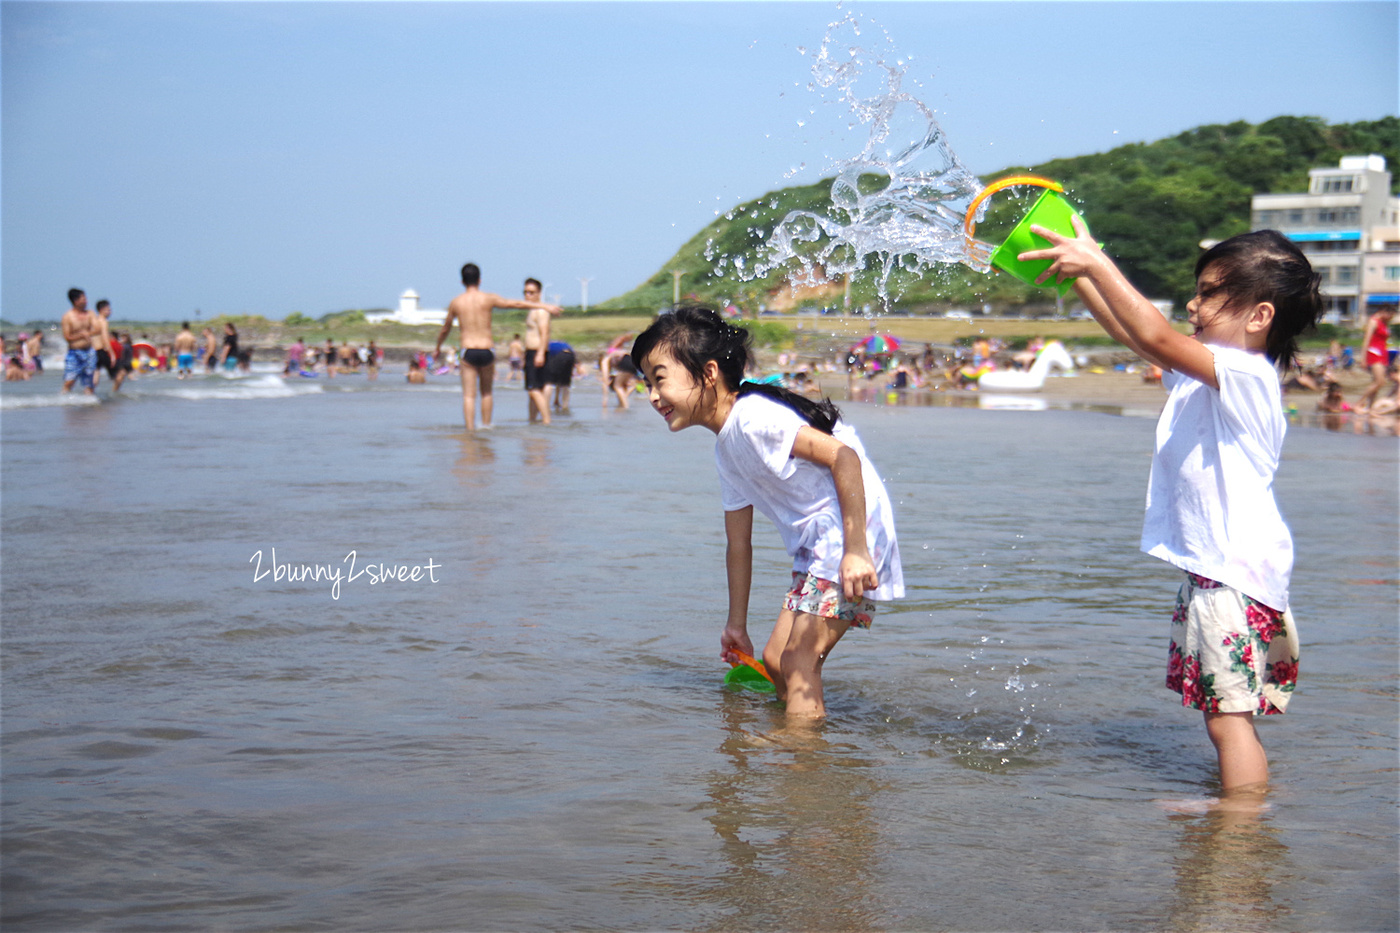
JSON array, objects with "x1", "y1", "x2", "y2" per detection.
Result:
[{"x1": 602, "y1": 116, "x2": 1399, "y2": 313}]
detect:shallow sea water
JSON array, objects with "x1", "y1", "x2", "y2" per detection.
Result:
[{"x1": 2, "y1": 368, "x2": 1396, "y2": 931}]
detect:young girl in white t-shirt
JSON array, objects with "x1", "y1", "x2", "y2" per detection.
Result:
[
  {"x1": 631, "y1": 307, "x2": 903, "y2": 719},
  {"x1": 1023, "y1": 226, "x2": 1321, "y2": 794}
]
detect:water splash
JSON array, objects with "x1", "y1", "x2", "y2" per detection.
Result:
[{"x1": 717, "y1": 11, "x2": 989, "y2": 304}]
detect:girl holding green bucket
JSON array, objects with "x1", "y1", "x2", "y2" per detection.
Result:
[{"x1": 1017, "y1": 213, "x2": 1321, "y2": 797}]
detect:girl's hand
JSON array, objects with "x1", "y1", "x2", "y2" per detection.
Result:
[
  {"x1": 1017, "y1": 213, "x2": 1104, "y2": 285},
  {"x1": 721, "y1": 624, "x2": 755, "y2": 666},
  {"x1": 840, "y1": 552, "x2": 879, "y2": 602}
]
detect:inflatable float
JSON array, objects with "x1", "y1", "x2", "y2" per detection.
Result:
[{"x1": 978, "y1": 340, "x2": 1075, "y2": 391}]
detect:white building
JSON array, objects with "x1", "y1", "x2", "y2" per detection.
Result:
[
  {"x1": 1361, "y1": 228, "x2": 1400, "y2": 315},
  {"x1": 364, "y1": 290, "x2": 447, "y2": 326},
  {"x1": 1251, "y1": 155, "x2": 1400, "y2": 321}
]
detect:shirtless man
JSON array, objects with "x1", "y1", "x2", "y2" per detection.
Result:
[
  {"x1": 522, "y1": 278, "x2": 563, "y2": 424},
  {"x1": 435, "y1": 263, "x2": 561, "y2": 430},
  {"x1": 201, "y1": 327, "x2": 219, "y2": 372},
  {"x1": 174, "y1": 322, "x2": 198, "y2": 378},
  {"x1": 61, "y1": 288, "x2": 100, "y2": 394},
  {"x1": 92, "y1": 300, "x2": 129, "y2": 393}
]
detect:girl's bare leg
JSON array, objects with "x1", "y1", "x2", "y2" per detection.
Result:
[
  {"x1": 1204, "y1": 710, "x2": 1268, "y2": 791},
  {"x1": 763, "y1": 608, "x2": 851, "y2": 719},
  {"x1": 1358, "y1": 362, "x2": 1387, "y2": 411}
]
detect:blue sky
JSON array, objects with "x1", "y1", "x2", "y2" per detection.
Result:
[{"x1": 3, "y1": 1, "x2": 1397, "y2": 322}]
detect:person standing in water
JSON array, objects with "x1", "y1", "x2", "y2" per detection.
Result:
[
  {"x1": 507, "y1": 334, "x2": 525, "y2": 382},
  {"x1": 520, "y1": 277, "x2": 561, "y2": 425},
  {"x1": 632, "y1": 307, "x2": 904, "y2": 719},
  {"x1": 201, "y1": 327, "x2": 219, "y2": 372},
  {"x1": 435, "y1": 264, "x2": 561, "y2": 430},
  {"x1": 1356, "y1": 306, "x2": 1393, "y2": 413},
  {"x1": 61, "y1": 289, "x2": 99, "y2": 394},
  {"x1": 174, "y1": 322, "x2": 198, "y2": 379},
  {"x1": 1023, "y1": 225, "x2": 1320, "y2": 797},
  {"x1": 91, "y1": 300, "x2": 126, "y2": 393},
  {"x1": 600, "y1": 338, "x2": 638, "y2": 409}
]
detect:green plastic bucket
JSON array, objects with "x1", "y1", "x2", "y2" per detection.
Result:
[
  {"x1": 724, "y1": 662, "x2": 775, "y2": 693},
  {"x1": 988, "y1": 189, "x2": 1084, "y2": 296}
]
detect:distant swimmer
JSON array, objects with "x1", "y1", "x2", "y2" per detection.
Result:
[
  {"x1": 366, "y1": 339, "x2": 380, "y2": 380},
  {"x1": 435, "y1": 264, "x2": 562, "y2": 430},
  {"x1": 61, "y1": 288, "x2": 98, "y2": 394},
  {"x1": 220, "y1": 323, "x2": 240, "y2": 371},
  {"x1": 521, "y1": 277, "x2": 563, "y2": 425},
  {"x1": 285, "y1": 336, "x2": 305, "y2": 376},
  {"x1": 600, "y1": 337, "x2": 638, "y2": 409},
  {"x1": 507, "y1": 334, "x2": 524, "y2": 382},
  {"x1": 202, "y1": 327, "x2": 220, "y2": 372},
  {"x1": 174, "y1": 322, "x2": 198, "y2": 378}
]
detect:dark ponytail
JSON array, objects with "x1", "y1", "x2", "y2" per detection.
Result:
[
  {"x1": 630, "y1": 305, "x2": 841, "y2": 433},
  {"x1": 736, "y1": 381, "x2": 840, "y2": 434}
]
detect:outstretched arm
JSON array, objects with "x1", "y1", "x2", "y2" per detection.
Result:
[
  {"x1": 722, "y1": 506, "x2": 756, "y2": 664},
  {"x1": 493, "y1": 295, "x2": 564, "y2": 314},
  {"x1": 790, "y1": 426, "x2": 879, "y2": 600},
  {"x1": 1019, "y1": 215, "x2": 1218, "y2": 386}
]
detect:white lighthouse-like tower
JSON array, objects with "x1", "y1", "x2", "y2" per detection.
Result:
[{"x1": 365, "y1": 289, "x2": 447, "y2": 325}]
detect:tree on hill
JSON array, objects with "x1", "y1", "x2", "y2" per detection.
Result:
[{"x1": 603, "y1": 116, "x2": 1399, "y2": 312}]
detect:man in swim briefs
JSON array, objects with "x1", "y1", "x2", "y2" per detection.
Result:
[
  {"x1": 435, "y1": 263, "x2": 562, "y2": 430},
  {"x1": 61, "y1": 288, "x2": 99, "y2": 395},
  {"x1": 174, "y1": 322, "x2": 198, "y2": 378}
]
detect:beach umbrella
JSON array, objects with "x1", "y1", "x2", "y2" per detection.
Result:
[{"x1": 853, "y1": 334, "x2": 902, "y2": 355}]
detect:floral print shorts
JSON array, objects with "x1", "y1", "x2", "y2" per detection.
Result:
[
  {"x1": 1166, "y1": 573, "x2": 1300, "y2": 715},
  {"x1": 784, "y1": 571, "x2": 876, "y2": 628}
]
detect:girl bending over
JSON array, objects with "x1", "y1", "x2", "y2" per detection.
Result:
[
  {"x1": 631, "y1": 308, "x2": 904, "y2": 719},
  {"x1": 1024, "y1": 226, "x2": 1320, "y2": 794}
]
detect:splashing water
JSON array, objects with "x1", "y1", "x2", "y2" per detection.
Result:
[{"x1": 715, "y1": 11, "x2": 990, "y2": 304}]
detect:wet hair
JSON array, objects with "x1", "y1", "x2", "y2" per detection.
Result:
[
  {"x1": 1194, "y1": 230, "x2": 1322, "y2": 371},
  {"x1": 523, "y1": 277, "x2": 542, "y2": 291},
  {"x1": 461, "y1": 263, "x2": 481, "y2": 287},
  {"x1": 630, "y1": 305, "x2": 840, "y2": 433},
  {"x1": 68, "y1": 288, "x2": 84, "y2": 305}
]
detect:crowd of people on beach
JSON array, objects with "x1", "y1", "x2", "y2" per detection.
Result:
[
  {"x1": 282, "y1": 336, "x2": 383, "y2": 379},
  {"x1": 14, "y1": 282, "x2": 1398, "y2": 431}
]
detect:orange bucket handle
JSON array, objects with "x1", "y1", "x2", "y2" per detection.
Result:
[
  {"x1": 728, "y1": 649, "x2": 774, "y2": 684},
  {"x1": 964, "y1": 175, "x2": 1064, "y2": 250}
]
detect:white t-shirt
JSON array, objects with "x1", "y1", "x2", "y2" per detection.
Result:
[
  {"x1": 715, "y1": 393, "x2": 904, "y2": 601},
  {"x1": 1141, "y1": 345, "x2": 1291, "y2": 610}
]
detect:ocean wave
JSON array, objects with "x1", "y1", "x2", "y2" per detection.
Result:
[
  {"x1": 0, "y1": 392, "x2": 103, "y2": 410},
  {"x1": 160, "y1": 374, "x2": 323, "y2": 401}
]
